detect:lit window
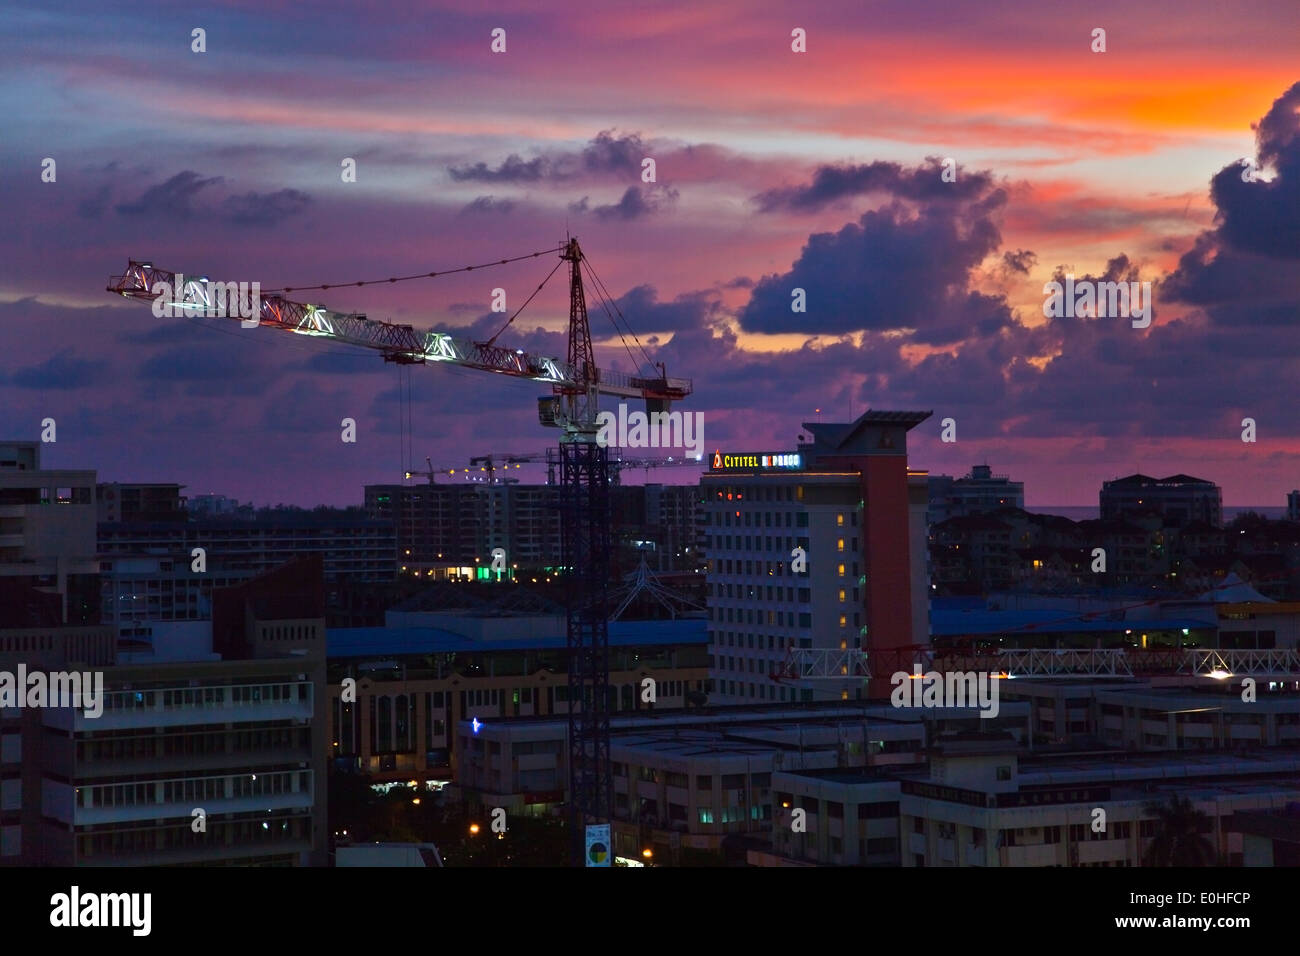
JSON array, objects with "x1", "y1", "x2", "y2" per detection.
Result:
[
  {"x1": 839, "y1": 615, "x2": 847, "y2": 628},
  {"x1": 839, "y1": 590, "x2": 846, "y2": 603},
  {"x1": 837, "y1": 514, "x2": 844, "y2": 526},
  {"x1": 838, "y1": 563, "x2": 845, "y2": 577},
  {"x1": 837, "y1": 539, "x2": 845, "y2": 552}
]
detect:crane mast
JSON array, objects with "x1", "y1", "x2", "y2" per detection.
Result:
[{"x1": 107, "y1": 238, "x2": 685, "y2": 865}]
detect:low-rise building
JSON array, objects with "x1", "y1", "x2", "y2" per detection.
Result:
[{"x1": 899, "y1": 737, "x2": 1300, "y2": 867}]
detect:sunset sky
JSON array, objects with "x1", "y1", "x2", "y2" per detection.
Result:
[{"x1": 3, "y1": 0, "x2": 1297, "y2": 507}]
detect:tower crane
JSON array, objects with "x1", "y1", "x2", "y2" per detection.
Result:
[
  {"x1": 107, "y1": 238, "x2": 690, "y2": 865},
  {"x1": 469, "y1": 452, "x2": 550, "y2": 485},
  {"x1": 405, "y1": 457, "x2": 485, "y2": 484},
  {"x1": 464, "y1": 449, "x2": 704, "y2": 485}
]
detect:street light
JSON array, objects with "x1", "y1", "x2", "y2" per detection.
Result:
[
  {"x1": 469, "y1": 823, "x2": 481, "y2": 835},
  {"x1": 642, "y1": 848, "x2": 653, "y2": 859}
]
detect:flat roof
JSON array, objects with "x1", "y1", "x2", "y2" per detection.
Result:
[
  {"x1": 774, "y1": 767, "x2": 898, "y2": 785},
  {"x1": 1017, "y1": 749, "x2": 1300, "y2": 785},
  {"x1": 328, "y1": 617, "x2": 708, "y2": 657},
  {"x1": 931, "y1": 608, "x2": 1212, "y2": 636}
]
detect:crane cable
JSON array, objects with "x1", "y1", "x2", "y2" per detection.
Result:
[
  {"x1": 484, "y1": 257, "x2": 566, "y2": 348},
  {"x1": 265, "y1": 244, "x2": 566, "y2": 295},
  {"x1": 582, "y1": 255, "x2": 658, "y2": 377}
]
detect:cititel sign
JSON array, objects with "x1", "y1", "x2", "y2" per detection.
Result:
[{"x1": 710, "y1": 451, "x2": 802, "y2": 471}]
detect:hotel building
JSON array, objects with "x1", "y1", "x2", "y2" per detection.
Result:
[{"x1": 701, "y1": 411, "x2": 931, "y2": 704}]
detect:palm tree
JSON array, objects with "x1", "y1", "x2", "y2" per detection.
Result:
[{"x1": 1141, "y1": 795, "x2": 1215, "y2": 866}]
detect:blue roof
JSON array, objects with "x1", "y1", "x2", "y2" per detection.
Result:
[
  {"x1": 328, "y1": 617, "x2": 708, "y2": 658},
  {"x1": 930, "y1": 608, "x2": 1213, "y2": 637}
]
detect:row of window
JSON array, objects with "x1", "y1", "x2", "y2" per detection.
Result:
[
  {"x1": 77, "y1": 815, "x2": 309, "y2": 858},
  {"x1": 776, "y1": 798, "x2": 900, "y2": 820},
  {"x1": 711, "y1": 607, "x2": 826, "y2": 628},
  {"x1": 614, "y1": 768, "x2": 772, "y2": 789},
  {"x1": 82, "y1": 770, "x2": 307, "y2": 808},
  {"x1": 78, "y1": 727, "x2": 305, "y2": 762},
  {"x1": 715, "y1": 632, "x2": 803, "y2": 651},
  {"x1": 706, "y1": 509, "x2": 805, "y2": 529},
  {"x1": 709, "y1": 486, "x2": 807, "y2": 503},
  {"x1": 717, "y1": 656, "x2": 783, "y2": 676},
  {"x1": 719, "y1": 681, "x2": 804, "y2": 701}
]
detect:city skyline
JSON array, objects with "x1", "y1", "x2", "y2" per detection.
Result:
[{"x1": 3, "y1": 1, "x2": 1297, "y2": 508}]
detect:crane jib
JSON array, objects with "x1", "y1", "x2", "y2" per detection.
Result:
[{"x1": 106, "y1": 258, "x2": 692, "y2": 401}]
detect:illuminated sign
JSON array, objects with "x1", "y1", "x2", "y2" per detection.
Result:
[{"x1": 710, "y1": 451, "x2": 802, "y2": 471}]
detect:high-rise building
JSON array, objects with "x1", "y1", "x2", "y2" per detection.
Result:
[
  {"x1": 1100, "y1": 473, "x2": 1222, "y2": 528},
  {"x1": 0, "y1": 440, "x2": 100, "y2": 625},
  {"x1": 4, "y1": 558, "x2": 328, "y2": 866},
  {"x1": 928, "y1": 464, "x2": 1024, "y2": 525},
  {"x1": 365, "y1": 481, "x2": 702, "y2": 575},
  {"x1": 96, "y1": 483, "x2": 187, "y2": 523},
  {"x1": 701, "y1": 410, "x2": 931, "y2": 704},
  {"x1": 98, "y1": 514, "x2": 396, "y2": 584},
  {"x1": 1288, "y1": 490, "x2": 1300, "y2": 523}
]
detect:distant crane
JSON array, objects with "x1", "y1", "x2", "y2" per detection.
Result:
[
  {"x1": 405, "y1": 456, "x2": 489, "y2": 485},
  {"x1": 107, "y1": 238, "x2": 691, "y2": 865},
  {"x1": 466, "y1": 449, "x2": 704, "y2": 485},
  {"x1": 469, "y1": 452, "x2": 551, "y2": 485}
]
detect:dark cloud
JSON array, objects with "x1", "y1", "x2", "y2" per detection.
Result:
[
  {"x1": 448, "y1": 130, "x2": 648, "y2": 184},
  {"x1": 1203, "y1": 83, "x2": 1300, "y2": 259},
  {"x1": 572, "y1": 185, "x2": 678, "y2": 221},
  {"x1": 459, "y1": 195, "x2": 517, "y2": 215},
  {"x1": 221, "y1": 188, "x2": 312, "y2": 227},
  {"x1": 1162, "y1": 81, "x2": 1300, "y2": 338},
  {"x1": 738, "y1": 174, "x2": 1011, "y2": 342},
  {"x1": 753, "y1": 158, "x2": 996, "y2": 212},
  {"x1": 115, "y1": 170, "x2": 225, "y2": 218},
  {"x1": 605, "y1": 285, "x2": 723, "y2": 334},
  {"x1": 448, "y1": 154, "x2": 547, "y2": 183},
  {"x1": 579, "y1": 130, "x2": 646, "y2": 175},
  {"x1": 1002, "y1": 249, "x2": 1036, "y2": 274},
  {"x1": 1042, "y1": 254, "x2": 1155, "y2": 329},
  {"x1": 135, "y1": 337, "x2": 277, "y2": 398},
  {"x1": 8, "y1": 350, "x2": 109, "y2": 389}
]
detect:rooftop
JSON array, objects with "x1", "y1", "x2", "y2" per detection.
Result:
[{"x1": 328, "y1": 617, "x2": 708, "y2": 657}]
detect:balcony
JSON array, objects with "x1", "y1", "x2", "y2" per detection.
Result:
[
  {"x1": 45, "y1": 771, "x2": 315, "y2": 827},
  {"x1": 43, "y1": 682, "x2": 315, "y2": 732}
]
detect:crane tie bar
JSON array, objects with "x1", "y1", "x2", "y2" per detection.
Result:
[{"x1": 268, "y1": 244, "x2": 566, "y2": 295}]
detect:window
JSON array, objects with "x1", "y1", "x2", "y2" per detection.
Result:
[
  {"x1": 857, "y1": 802, "x2": 899, "y2": 819},
  {"x1": 996, "y1": 765, "x2": 1011, "y2": 781}
]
